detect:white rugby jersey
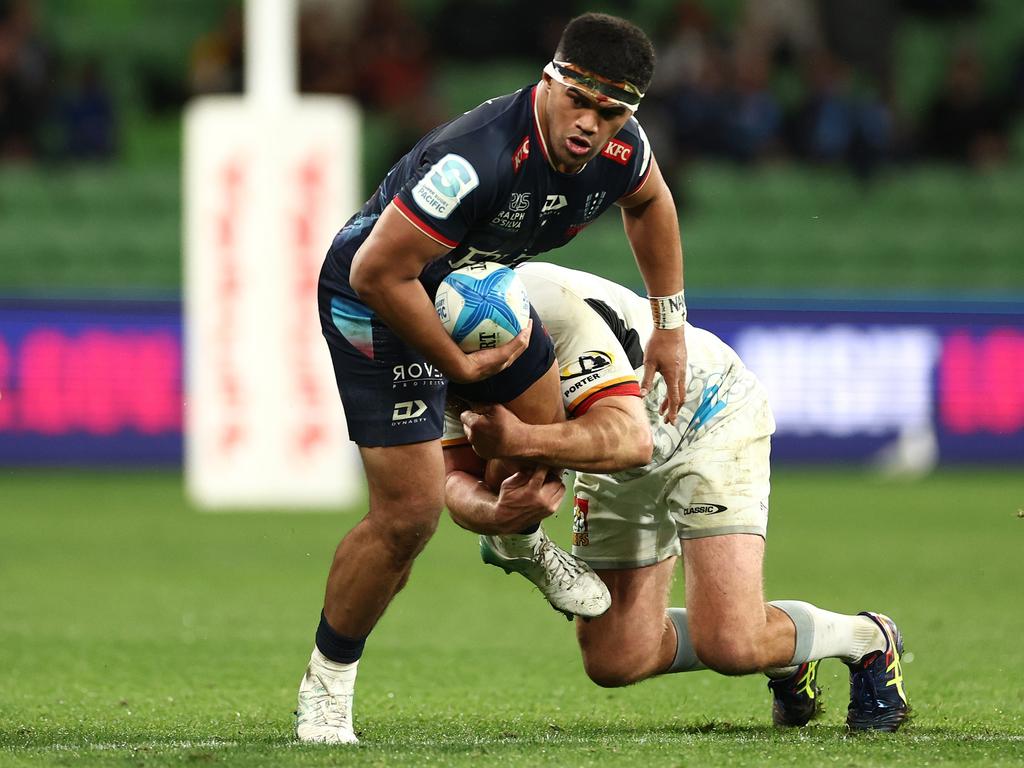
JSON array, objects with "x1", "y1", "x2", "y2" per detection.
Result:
[{"x1": 444, "y1": 262, "x2": 770, "y2": 472}]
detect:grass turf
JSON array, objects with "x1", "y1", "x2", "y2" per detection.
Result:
[{"x1": 1, "y1": 468, "x2": 1022, "y2": 766}]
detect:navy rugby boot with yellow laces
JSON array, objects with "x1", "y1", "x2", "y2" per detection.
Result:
[
  {"x1": 768, "y1": 660, "x2": 821, "y2": 727},
  {"x1": 846, "y1": 612, "x2": 910, "y2": 732}
]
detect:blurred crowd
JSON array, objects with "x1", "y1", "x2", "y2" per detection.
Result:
[
  {"x1": 642, "y1": 0, "x2": 1023, "y2": 180},
  {"x1": 0, "y1": 0, "x2": 116, "y2": 161},
  {"x1": 4, "y1": 0, "x2": 1024, "y2": 179}
]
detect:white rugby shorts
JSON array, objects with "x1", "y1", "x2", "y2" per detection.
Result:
[{"x1": 571, "y1": 387, "x2": 775, "y2": 570}]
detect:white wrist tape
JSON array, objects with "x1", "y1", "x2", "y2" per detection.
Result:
[{"x1": 648, "y1": 291, "x2": 686, "y2": 329}]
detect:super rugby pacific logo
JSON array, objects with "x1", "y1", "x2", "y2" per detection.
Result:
[{"x1": 412, "y1": 154, "x2": 479, "y2": 220}]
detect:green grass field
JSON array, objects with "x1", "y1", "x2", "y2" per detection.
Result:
[{"x1": 2, "y1": 468, "x2": 1023, "y2": 767}]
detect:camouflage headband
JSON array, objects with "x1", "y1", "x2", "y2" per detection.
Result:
[{"x1": 543, "y1": 60, "x2": 644, "y2": 111}]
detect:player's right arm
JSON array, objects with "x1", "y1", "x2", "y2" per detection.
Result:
[
  {"x1": 460, "y1": 394, "x2": 653, "y2": 473},
  {"x1": 349, "y1": 203, "x2": 530, "y2": 383}
]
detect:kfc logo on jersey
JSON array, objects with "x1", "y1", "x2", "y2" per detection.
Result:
[
  {"x1": 601, "y1": 138, "x2": 633, "y2": 165},
  {"x1": 412, "y1": 153, "x2": 479, "y2": 219},
  {"x1": 512, "y1": 136, "x2": 530, "y2": 173}
]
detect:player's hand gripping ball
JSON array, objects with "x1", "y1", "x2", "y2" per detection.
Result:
[{"x1": 434, "y1": 262, "x2": 531, "y2": 352}]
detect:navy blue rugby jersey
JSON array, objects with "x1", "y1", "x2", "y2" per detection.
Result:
[{"x1": 322, "y1": 84, "x2": 652, "y2": 298}]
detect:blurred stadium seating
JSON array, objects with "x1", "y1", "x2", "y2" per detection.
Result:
[
  {"x1": 2, "y1": 0, "x2": 1023, "y2": 297},
  {"x1": 1, "y1": 0, "x2": 1021, "y2": 470}
]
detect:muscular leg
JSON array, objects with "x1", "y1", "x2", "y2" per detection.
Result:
[
  {"x1": 576, "y1": 558, "x2": 678, "y2": 687},
  {"x1": 682, "y1": 534, "x2": 886, "y2": 675},
  {"x1": 682, "y1": 534, "x2": 796, "y2": 675},
  {"x1": 323, "y1": 439, "x2": 446, "y2": 635}
]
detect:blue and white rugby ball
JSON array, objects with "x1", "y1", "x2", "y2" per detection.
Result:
[{"x1": 434, "y1": 262, "x2": 531, "y2": 352}]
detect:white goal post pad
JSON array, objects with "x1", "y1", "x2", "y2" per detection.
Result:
[{"x1": 184, "y1": 95, "x2": 362, "y2": 509}]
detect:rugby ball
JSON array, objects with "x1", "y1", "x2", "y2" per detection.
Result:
[{"x1": 434, "y1": 262, "x2": 531, "y2": 352}]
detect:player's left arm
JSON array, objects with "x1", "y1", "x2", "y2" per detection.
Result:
[
  {"x1": 443, "y1": 444, "x2": 565, "y2": 534},
  {"x1": 617, "y1": 155, "x2": 687, "y2": 423}
]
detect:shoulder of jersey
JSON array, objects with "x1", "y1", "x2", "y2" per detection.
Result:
[{"x1": 431, "y1": 89, "x2": 530, "y2": 149}]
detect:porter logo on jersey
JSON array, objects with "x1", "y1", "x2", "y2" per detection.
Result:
[
  {"x1": 412, "y1": 154, "x2": 479, "y2": 220},
  {"x1": 560, "y1": 351, "x2": 614, "y2": 380}
]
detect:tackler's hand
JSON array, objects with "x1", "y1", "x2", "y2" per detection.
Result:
[
  {"x1": 461, "y1": 403, "x2": 526, "y2": 460},
  {"x1": 491, "y1": 463, "x2": 566, "y2": 533}
]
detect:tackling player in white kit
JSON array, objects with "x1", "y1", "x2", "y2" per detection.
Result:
[{"x1": 444, "y1": 263, "x2": 910, "y2": 732}]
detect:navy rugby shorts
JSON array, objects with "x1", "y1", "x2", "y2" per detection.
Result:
[{"x1": 318, "y1": 283, "x2": 554, "y2": 448}]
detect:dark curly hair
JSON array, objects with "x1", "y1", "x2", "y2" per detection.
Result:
[{"x1": 554, "y1": 13, "x2": 656, "y2": 93}]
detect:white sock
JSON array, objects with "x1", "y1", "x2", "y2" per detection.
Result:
[
  {"x1": 770, "y1": 601, "x2": 886, "y2": 664},
  {"x1": 498, "y1": 528, "x2": 544, "y2": 555},
  {"x1": 311, "y1": 647, "x2": 359, "y2": 681}
]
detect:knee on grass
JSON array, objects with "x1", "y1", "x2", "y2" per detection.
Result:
[{"x1": 580, "y1": 643, "x2": 659, "y2": 688}]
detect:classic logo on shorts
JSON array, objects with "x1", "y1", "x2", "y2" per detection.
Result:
[
  {"x1": 392, "y1": 400, "x2": 428, "y2": 422},
  {"x1": 572, "y1": 497, "x2": 590, "y2": 546},
  {"x1": 683, "y1": 503, "x2": 728, "y2": 516},
  {"x1": 559, "y1": 351, "x2": 613, "y2": 380},
  {"x1": 412, "y1": 153, "x2": 479, "y2": 220}
]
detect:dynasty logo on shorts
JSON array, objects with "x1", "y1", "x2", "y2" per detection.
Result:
[
  {"x1": 392, "y1": 400, "x2": 428, "y2": 424},
  {"x1": 412, "y1": 153, "x2": 479, "y2": 220},
  {"x1": 572, "y1": 496, "x2": 590, "y2": 546}
]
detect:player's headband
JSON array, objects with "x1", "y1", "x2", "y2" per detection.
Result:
[{"x1": 543, "y1": 60, "x2": 644, "y2": 111}]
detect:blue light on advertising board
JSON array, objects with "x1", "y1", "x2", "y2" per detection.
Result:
[{"x1": 0, "y1": 299, "x2": 1021, "y2": 466}]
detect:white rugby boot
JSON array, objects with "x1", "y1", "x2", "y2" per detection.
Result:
[
  {"x1": 480, "y1": 528, "x2": 611, "y2": 619},
  {"x1": 295, "y1": 647, "x2": 359, "y2": 744}
]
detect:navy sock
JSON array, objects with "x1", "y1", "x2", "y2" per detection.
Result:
[{"x1": 315, "y1": 611, "x2": 367, "y2": 664}]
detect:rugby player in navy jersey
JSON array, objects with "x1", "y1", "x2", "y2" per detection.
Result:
[{"x1": 298, "y1": 13, "x2": 689, "y2": 744}]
